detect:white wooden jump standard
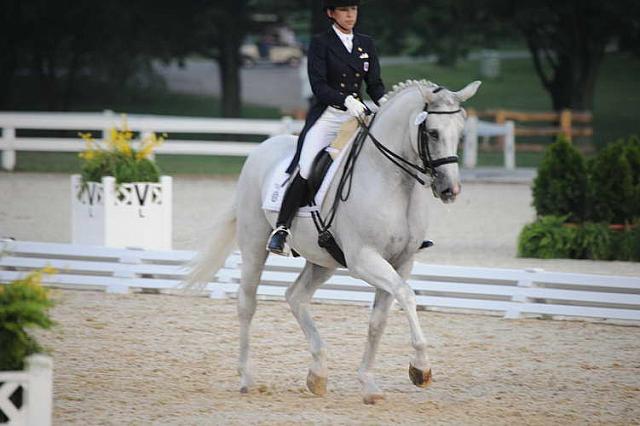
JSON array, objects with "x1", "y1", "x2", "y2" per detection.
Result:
[{"x1": 1, "y1": 240, "x2": 639, "y2": 322}]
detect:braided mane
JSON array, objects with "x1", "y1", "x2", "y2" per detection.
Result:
[{"x1": 379, "y1": 79, "x2": 438, "y2": 104}]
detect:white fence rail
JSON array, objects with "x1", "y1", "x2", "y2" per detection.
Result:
[
  {"x1": 0, "y1": 355, "x2": 53, "y2": 426},
  {"x1": 1, "y1": 240, "x2": 639, "y2": 323},
  {"x1": 0, "y1": 111, "x2": 305, "y2": 171},
  {"x1": 463, "y1": 116, "x2": 515, "y2": 169},
  {"x1": 1, "y1": 111, "x2": 513, "y2": 172}
]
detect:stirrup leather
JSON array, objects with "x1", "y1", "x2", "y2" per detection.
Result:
[{"x1": 266, "y1": 226, "x2": 292, "y2": 256}]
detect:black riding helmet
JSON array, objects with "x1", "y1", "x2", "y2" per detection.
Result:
[{"x1": 323, "y1": 0, "x2": 360, "y2": 10}]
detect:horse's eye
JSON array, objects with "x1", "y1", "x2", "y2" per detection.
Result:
[{"x1": 427, "y1": 129, "x2": 439, "y2": 140}]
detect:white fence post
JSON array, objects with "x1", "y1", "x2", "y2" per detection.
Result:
[
  {"x1": 25, "y1": 354, "x2": 53, "y2": 426},
  {"x1": 463, "y1": 116, "x2": 478, "y2": 168},
  {"x1": 1, "y1": 127, "x2": 16, "y2": 171},
  {"x1": 280, "y1": 116, "x2": 293, "y2": 135},
  {"x1": 504, "y1": 120, "x2": 515, "y2": 170},
  {"x1": 103, "y1": 109, "x2": 115, "y2": 142}
]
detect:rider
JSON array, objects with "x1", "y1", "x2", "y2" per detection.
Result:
[{"x1": 267, "y1": 0, "x2": 386, "y2": 255}]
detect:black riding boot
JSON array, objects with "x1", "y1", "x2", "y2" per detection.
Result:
[{"x1": 267, "y1": 173, "x2": 308, "y2": 255}]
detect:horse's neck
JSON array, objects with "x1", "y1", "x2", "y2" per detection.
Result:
[{"x1": 357, "y1": 91, "x2": 424, "y2": 193}]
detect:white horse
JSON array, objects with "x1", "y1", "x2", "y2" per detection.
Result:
[{"x1": 188, "y1": 79, "x2": 481, "y2": 404}]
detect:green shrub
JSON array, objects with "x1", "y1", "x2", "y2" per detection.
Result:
[
  {"x1": 573, "y1": 222, "x2": 612, "y2": 260},
  {"x1": 612, "y1": 223, "x2": 640, "y2": 261},
  {"x1": 0, "y1": 269, "x2": 55, "y2": 371},
  {"x1": 517, "y1": 215, "x2": 574, "y2": 259},
  {"x1": 588, "y1": 136, "x2": 640, "y2": 224},
  {"x1": 532, "y1": 135, "x2": 588, "y2": 222}
]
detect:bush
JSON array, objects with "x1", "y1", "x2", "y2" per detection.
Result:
[
  {"x1": 588, "y1": 136, "x2": 640, "y2": 224},
  {"x1": 518, "y1": 215, "x2": 574, "y2": 259},
  {"x1": 79, "y1": 116, "x2": 164, "y2": 184},
  {"x1": 518, "y1": 217, "x2": 639, "y2": 261},
  {"x1": 532, "y1": 135, "x2": 588, "y2": 222},
  {"x1": 0, "y1": 268, "x2": 55, "y2": 371},
  {"x1": 611, "y1": 223, "x2": 640, "y2": 261},
  {"x1": 573, "y1": 222, "x2": 612, "y2": 260}
]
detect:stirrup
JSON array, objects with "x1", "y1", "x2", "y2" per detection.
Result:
[{"x1": 266, "y1": 226, "x2": 292, "y2": 256}]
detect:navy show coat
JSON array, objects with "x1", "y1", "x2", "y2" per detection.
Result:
[{"x1": 286, "y1": 27, "x2": 385, "y2": 174}]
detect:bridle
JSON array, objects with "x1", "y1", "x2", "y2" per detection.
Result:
[{"x1": 359, "y1": 103, "x2": 463, "y2": 186}]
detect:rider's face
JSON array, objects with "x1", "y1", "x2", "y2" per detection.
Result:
[{"x1": 327, "y1": 6, "x2": 358, "y2": 33}]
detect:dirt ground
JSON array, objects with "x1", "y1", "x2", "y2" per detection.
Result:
[
  {"x1": 40, "y1": 290, "x2": 640, "y2": 425},
  {"x1": 2, "y1": 172, "x2": 640, "y2": 424}
]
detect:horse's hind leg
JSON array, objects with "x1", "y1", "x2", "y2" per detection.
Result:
[
  {"x1": 236, "y1": 216, "x2": 270, "y2": 394},
  {"x1": 285, "y1": 262, "x2": 336, "y2": 396}
]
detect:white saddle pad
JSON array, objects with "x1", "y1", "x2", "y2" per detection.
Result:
[{"x1": 262, "y1": 134, "x2": 356, "y2": 217}]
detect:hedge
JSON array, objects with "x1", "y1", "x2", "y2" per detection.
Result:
[{"x1": 520, "y1": 135, "x2": 640, "y2": 261}]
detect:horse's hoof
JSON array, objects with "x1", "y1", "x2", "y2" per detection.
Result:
[
  {"x1": 409, "y1": 364, "x2": 432, "y2": 388},
  {"x1": 363, "y1": 393, "x2": 385, "y2": 405},
  {"x1": 240, "y1": 386, "x2": 249, "y2": 394},
  {"x1": 306, "y1": 370, "x2": 327, "y2": 396}
]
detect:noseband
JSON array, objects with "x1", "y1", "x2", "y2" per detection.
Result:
[{"x1": 360, "y1": 103, "x2": 463, "y2": 186}]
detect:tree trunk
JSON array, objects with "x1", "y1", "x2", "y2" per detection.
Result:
[
  {"x1": 311, "y1": 0, "x2": 327, "y2": 35},
  {"x1": 218, "y1": 32, "x2": 242, "y2": 117}
]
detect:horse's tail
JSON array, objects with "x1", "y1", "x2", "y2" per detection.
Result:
[{"x1": 182, "y1": 200, "x2": 237, "y2": 293}]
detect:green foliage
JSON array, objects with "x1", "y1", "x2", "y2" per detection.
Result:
[
  {"x1": 532, "y1": 135, "x2": 588, "y2": 222},
  {"x1": 589, "y1": 136, "x2": 640, "y2": 224},
  {"x1": 611, "y1": 223, "x2": 640, "y2": 261},
  {"x1": 517, "y1": 215, "x2": 573, "y2": 259},
  {"x1": 80, "y1": 151, "x2": 161, "y2": 184},
  {"x1": 0, "y1": 269, "x2": 55, "y2": 371},
  {"x1": 518, "y1": 217, "x2": 639, "y2": 261},
  {"x1": 573, "y1": 223, "x2": 612, "y2": 260}
]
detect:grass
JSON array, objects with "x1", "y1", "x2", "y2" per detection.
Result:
[
  {"x1": 6, "y1": 52, "x2": 639, "y2": 174},
  {"x1": 381, "y1": 52, "x2": 640, "y2": 148}
]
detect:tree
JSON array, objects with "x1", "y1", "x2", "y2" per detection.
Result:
[
  {"x1": 359, "y1": 0, "x2": 506, "y2": 65},
  {"x1": 505, "y1": 0, "x2": 640, "y2": 111}
]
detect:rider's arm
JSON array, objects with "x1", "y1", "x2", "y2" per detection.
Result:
[{"x1": 307, "y1": 36, "x2": 347, "y2": 107}]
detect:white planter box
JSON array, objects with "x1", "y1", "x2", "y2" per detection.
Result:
[
  {"x1": 0, "y1": 355, "x2": 53, "y2": 426},
  {"x1": 71, "y1": 175, "x2": 172, "y2": 250}
]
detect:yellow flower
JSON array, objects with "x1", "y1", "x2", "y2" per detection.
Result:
[{"x1": 136, "y1": 133, "x2": 164, "y2": 160}]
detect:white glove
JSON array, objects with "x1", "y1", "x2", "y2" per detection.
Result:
[{"x1": 344, "y1": 95, "x2": 367, "y2": 118}]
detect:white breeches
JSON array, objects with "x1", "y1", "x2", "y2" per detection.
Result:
[{"x1": 298, "y1": 107, "x2": 352, "y2": 179}]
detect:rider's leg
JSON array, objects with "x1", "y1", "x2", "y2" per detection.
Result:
[{"x1": 267, "y1": 107, "x2": 351, "y2": 255}]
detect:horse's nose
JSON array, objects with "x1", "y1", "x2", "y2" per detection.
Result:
[{"x1": 452, "y1": 183, "x2": 462, "y2": 196}]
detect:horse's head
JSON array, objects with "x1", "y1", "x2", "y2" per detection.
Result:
[
  {"x1": 415, "y1": 81, "x2": 481, "y2": 203},
  {"x1": 379, "y1": 80, "x2": 481, "y2": 203}
]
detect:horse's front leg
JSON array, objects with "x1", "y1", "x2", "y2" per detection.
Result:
[
  {"x1": 350, "y1": 250, "x2": 432, "y2": 392},
  {"x1": 358, "y1": 288, "x2": 394, "y2": 404},
  {"x1": 285, "y1": 261, "x2": 336, "y2": 396}
]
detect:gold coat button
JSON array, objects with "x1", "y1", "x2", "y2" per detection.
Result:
[
  {"x1": 340, "y1": 83, "x2": 345, "y2": 88},
  {"x1": 342, "y1": 73, "x2": 347, "y2": 77},
  {"x1": 355, "y1": 73, "x2": 360, "y2": 77}
]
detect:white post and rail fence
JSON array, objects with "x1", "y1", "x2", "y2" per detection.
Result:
[{"x1": 0, "y1": 109, "x2": 591, "y2": 172}]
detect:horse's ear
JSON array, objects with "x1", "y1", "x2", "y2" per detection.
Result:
[{"x1": 454, "y1": 81, "x2": 482, "y2": 103}]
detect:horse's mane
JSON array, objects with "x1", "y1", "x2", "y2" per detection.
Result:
[{"x1": 379, "y1": 79, "x2": 439, "y2": 105}]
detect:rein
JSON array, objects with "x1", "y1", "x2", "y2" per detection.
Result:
[{"x1": 361, "y1": 105, "x2": 462, "y2": 185}]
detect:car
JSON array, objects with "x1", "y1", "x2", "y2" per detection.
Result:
[{"x1": 241, "y1": 42, "x2": 303, "y2": 67}]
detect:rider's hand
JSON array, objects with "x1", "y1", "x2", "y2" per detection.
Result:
[{"x1": 344, "y1": 95, "x2": 367, "y2": 119}]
